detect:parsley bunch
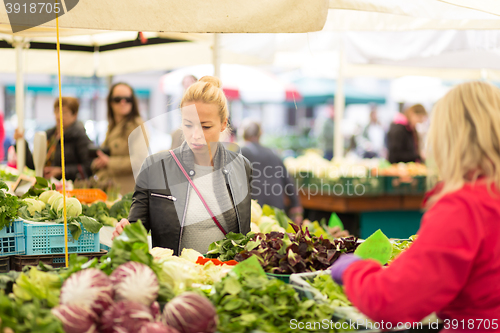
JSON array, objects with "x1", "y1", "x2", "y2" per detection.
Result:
[{"x1": 0, "y1": 180, "x2": 21, "y2": 230}]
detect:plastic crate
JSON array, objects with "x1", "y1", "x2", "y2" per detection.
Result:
[
  {"x1": 335, "y1": 177, "x2": 384, "y2": 197},
  {"x1": 10, "y1": 251, "x2": 107, "y2": 271},
  {"x1": 0, "y1": 219, "x2": 25, "y2": 256},
  {"x1": 0, "y1": 256, "x2": 10, "y2": 273},
  {"x1": 58, "y1": 189, "x2": 107, "y2": 204},
  {"x1": 24, "y1": 222, "x2": 100, "y2": 255},
  {"x1": 384, "y1": 175, "x2": 426, "y2": 195}
]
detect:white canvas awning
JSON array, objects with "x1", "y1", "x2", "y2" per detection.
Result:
[{"x1": 0, "y1": 0, "x2": 328, "y2": 35}]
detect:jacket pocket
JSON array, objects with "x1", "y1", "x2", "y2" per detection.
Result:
[{"x1": 151, "y1": 192, "x2": 177, "y2": 202}]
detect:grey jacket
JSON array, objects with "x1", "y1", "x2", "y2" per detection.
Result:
[{"x1": 128, "y1": 142, "x2": 252, "y2": 255}]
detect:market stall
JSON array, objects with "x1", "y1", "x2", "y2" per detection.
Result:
[
  {"x1": 285, "y1": 152, "x2": 429, "y2": 239},
  {"x1": 0, "y1": 186, "x2": 422, "y2": 332}
]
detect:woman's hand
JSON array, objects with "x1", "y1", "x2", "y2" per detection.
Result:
[
  {"x1": 92, "y1": 150, "x2": 110, "y2": 170},
  {"x1": 43, "y1": 166, "x2": 62, "y2": 179},
  {"x1": 328, "y1": 226, "x2": 351, "y2": 238},
  {"x1": 14, "y1": 128, "x2": 24, "y2": 140},
  {"x1": 112, "y1": 218, "x2": 130, "y2": 239}
]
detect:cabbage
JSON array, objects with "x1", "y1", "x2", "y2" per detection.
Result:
[
  {"x1": 110, "y1": 262, "x2": 159, "y2": 306},
  {"x1": 65, "y1": 197, "x2": 83, "y2": 217},
  {"x1": 60, "y1": 268, "x2": 114, "y2": 315},
  {"x1": 47, "y1": 192, "x2": 64, "y2": 206},
  {"x1": 51, "y1": 304, "x2": 98, "y2": 333},
  {"x1": 250, "y1": 200, "x2": 262, "y2": 223},
  {"x1": 51, "y1": 196, "x2": 64, "y2": 213},
  {"x1": 258, "y1": 216, "x2": 278, "y2": 233},
  {"x1": 55, "y1": 197, "x2": 82, "y2": 217},
  {"x1": 100, "y1": 301, "x2": 154, "y2": 333},
  {"x1": 150, "y1": 247, "x2": 174, "y2": 260},
  {"x1": 163, "y1": 292, "x2": 218, "y2": 333},
  {"x1": 39, "y1": 190, "x2": 60, "y2": 204},
  {"x1": 157, "y1": 257, "x2": 200, "y2": 296},
  {"x1": 22, "y1": 198, "x2": 45, "y2": 215},
  {"x1": 139, "y1": 322, "x2": 180, "y2": 333},
  {"x1": 179, "y1": 248, "x2": 203, "y2": 263},
  {"x1": 250, "y1": 222, "x2": 260, "y2": 233},
  {"x1": 199, "y1": 261, "x2": 232, "y2": 285}
]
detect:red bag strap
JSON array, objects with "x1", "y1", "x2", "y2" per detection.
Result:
[{"x1": 169, "y1": 150, "x2": 227, "y2": 236}]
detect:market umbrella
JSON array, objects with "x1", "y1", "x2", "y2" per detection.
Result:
[
  {"x1": 290, "y1": 77, "x2": 386, "y2": 106},
  {"x1": 160, "y1": 64, "x2": 301, "y2": 104}
]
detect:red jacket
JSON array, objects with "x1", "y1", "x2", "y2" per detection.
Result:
[{"x1": 344, "y1": 181, "x2": 500, "y2": 329}]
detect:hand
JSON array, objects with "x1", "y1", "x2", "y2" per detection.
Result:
[
  {"x1": 14, "y1": 128, "x2": 24, "y2": 141},
  {"x1": 328, "y1": 226, "x2": 351, "y2": 238},
  {"x1": 330, "y1": 253, "x2": 362, "y2": 285},
  {"x1": 92, "y1": 150, "x2": 110, "y2": 170},
  {"x1": 112, "y1": 219, "x2": 130, "y2": 240},
  {"x1": 289, "y1": 206, "x2": 303, "y2": 225},
  {"x1": 43, "y1": 166, "x2": 62, "y2": 179}
]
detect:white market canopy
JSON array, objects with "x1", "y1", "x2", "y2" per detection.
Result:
[{"x1": 0, "y1": 0, "x2": 328, "y2": 35}]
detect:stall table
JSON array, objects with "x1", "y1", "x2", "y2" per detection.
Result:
[{"x1": 299, "y1": 193, "x2": 425, "y2": 239}]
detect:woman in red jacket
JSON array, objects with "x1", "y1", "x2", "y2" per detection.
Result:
[{"x1": 331, "y1": 81, "x2": 500, "y2": 330}]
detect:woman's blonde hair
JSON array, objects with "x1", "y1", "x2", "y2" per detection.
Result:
[
  {"x1": 180, "y1": 76, "x2": 229, "y2": 126},
  {"x1": 427, "y1": 81, "x2": 500, "y2": 203}
]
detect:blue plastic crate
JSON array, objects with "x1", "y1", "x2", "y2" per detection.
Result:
[
  {"x1": 0, "y1": 219, "x2": 25, "y2": 256},
  {"x1": 24, "y1": 222, "x2": 100, "y2": 255}
]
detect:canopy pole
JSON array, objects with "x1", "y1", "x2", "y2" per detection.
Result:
[
  {"x1": 334, "y1": 40, "x2": 345, "y2": 160},
  {"x1": 14, "y1": 39, "x2": 27, "y2": 172},
  {"x1": 213, "y1": 33, "x2": 221, "y2": 78}
]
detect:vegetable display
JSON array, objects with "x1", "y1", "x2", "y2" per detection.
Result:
[
  {"x1": 308, "y1": 273, "x2": 351, "y2": 307},
  {"x1": 210, "y1": 271, "x2": 334, "y2": 333},
  {"x1": 235, "y1": 224, "x2": 359, "y2": 274},
  {"x1": 59, "y1": 269, "x2": 114, "y2": 315},
  {"x1": 163, "y1": 292, "x2": 218, "y2": 333},
  {"x1": 205, "y1": 232, "x2": 255, "y2": 262},
  {"x1": 0, "y1": 180, "x2": 22, "y2": 230},
  {"x1": 82, "y1": 201, "x2": 117, "y2": 227},
  {"x1": 110, "y1": 262, "x2": 159, "y2": 306}
]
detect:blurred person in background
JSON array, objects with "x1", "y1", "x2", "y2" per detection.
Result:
[
  {"x1": 387, "y1": 104, "x2": 427, "y2": 164},
  {"x1": 13, "y1": 97, "x2": 91, "y2": 180},
  {"x1": 170, "y1": 75, "x2": 198, "y2": 150},
  {"x1": 330, "y1": 81, "x2": 500, "y2": 327},
  {"x1": 360, "y1": 105, "x2": 386, "y2": 158},
  {"x1": 316, "y1": 105, "x2": 335, "y2": 160},
  {"x1": 92, "y1": 82, "x2": 143, "y2": 195},
  {"x1": 240, "y1": 120, "x2": 303, "y2": 224}
]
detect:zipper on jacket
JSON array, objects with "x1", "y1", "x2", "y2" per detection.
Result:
[
  {"x1": 150, "y1": 193, "x2": 177, "y2": 201},
  {"x1": 225, "y1": 172, "x2": 242, "y2": 233},
  {"x1": 178, "y1": 184, "x2": 190, "y2": 255}
]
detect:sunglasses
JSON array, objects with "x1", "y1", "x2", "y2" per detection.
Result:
[{"x1": 112, "y1": 96, "x2": 133, "y2": 104}]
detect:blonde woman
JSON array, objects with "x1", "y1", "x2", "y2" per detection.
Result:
[
  {"x1": 92, "y1": 82, "x2": 143, "y2": 195},
  {"x1": 331, "y1": 82, "x2": 500, "y2": 325},
  {"x1": 112, "y1": 76, "x2": 252, "y2": 255}
]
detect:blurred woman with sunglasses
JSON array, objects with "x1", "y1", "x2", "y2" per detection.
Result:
[{"x1": 92, "y1": 82, "x2": 143, "y2": 195}]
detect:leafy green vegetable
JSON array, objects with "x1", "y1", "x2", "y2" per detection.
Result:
[
  {"x1": 308, "y1": 273, "x2": 351, "y2": 307},
  {"x1": 388, "y1": 235, "x2": 416, "y2": 263},
  {"x1": 235, "y1": 224, "x2": 359, "y2": 274},
  {"x1": 12, "y1": 267, "x2": 62, "y2": 308},
  {"x1": 0, "y1": 291, "x2": 64, "y2": 333},
  {"x1": 109, "y1": 198, "x2": 132, "y2": 221},
  {"x1": 0, "y1": 180, "x2": 22, "y2": 230},
  {"x1": 206, "y1": 232, "x2": 255, "y2": 262},
  {"x1": 82, "y1": 201, "x2": 117, "y2": 227},
  {"x1": 21, "y1": 177, "x2": 56, "y2": 199},
  {"x1": 210, "y1": 271, "x2": 335, "y2": 333},
  {"x1": 0, "y1": 169, "x2": 19, "y2": 182}
]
